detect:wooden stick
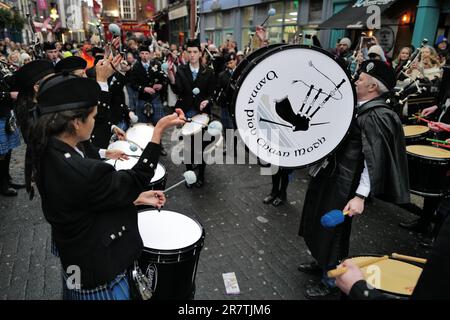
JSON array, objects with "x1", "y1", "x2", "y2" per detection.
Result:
[
  {"x1": 392, "y1": 253, "x2": 427, "y2": 264},
  {"x1": 413, "y1": 116, "x2": 450, "y2": 132},
  {"x1": 432, "y1": 142, "x2": 450, "y2": 149},
  {"x1": 327, "y1": 255, "x2": 389, "y2": 278}
]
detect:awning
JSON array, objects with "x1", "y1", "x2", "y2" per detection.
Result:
[{"x1": 319, "y1": 0, "x2": 400, "y2": 30}]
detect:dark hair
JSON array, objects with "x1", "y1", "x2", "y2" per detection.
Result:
[{"x1": 30, "y1": 107, "x2": 95, "y2": 172}]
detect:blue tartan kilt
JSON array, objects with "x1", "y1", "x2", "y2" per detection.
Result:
[
  {"x1": 151, "y1": 95, "x2": 165, "y2": 125},
  {"x1": 62, "y1": 270, "x2": 131, "y2": 300},
  {"x1": 0, "y1": 118, "x2": 20, "y2": 155}
]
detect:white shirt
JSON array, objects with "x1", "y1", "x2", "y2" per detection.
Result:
[
  {"x1": 189, "y1": 64, "x2": 199, "y2": 74},
  {"x1": 356, "y1": 100, "x2": 371, "y2": 197},
  {"x1": 97, "y1": 81, "x2": 109, "y2": 92}
]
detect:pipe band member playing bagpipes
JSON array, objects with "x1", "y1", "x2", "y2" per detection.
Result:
[{"x1": 298, "y1": 60, "x2": 410, "y2": 299}]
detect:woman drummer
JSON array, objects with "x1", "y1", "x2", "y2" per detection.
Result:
[{"x1": 29, "y1": 73, "x2": 185, "y2": 300}]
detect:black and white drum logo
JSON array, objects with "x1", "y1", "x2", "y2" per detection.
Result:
[{"x1": 235, "y1": 46, "x2": 355, "y2": 168}]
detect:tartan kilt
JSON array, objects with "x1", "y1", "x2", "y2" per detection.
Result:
[
  {"x1": 151, "y1": 95, "x2": 166, "y2": 125},
  {"x1": 0, "y1": 118, "x2": 20, "y2": 155}
]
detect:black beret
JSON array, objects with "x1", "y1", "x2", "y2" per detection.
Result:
[
  {"x1": 37, "y1": 74, "x2": 101, "y2": 115},
  {"x1": 15, "y1": 59, "x2": 54, "y2": 89},
  {"x1": 359, "y1": 60, "x2": 396, "y2": 90},
  {"x1": 43, "y1": 41, "x2": 57, "y2": 51},
  {"x1": 55, "y1": 56, "x2": 87, "y2": 73},
  {"x1": 186, "y1": 38, "x2": 201, "y2": 50},
  {"x1": 224, "y1": 53, "x2": 236, "y2": 63}
]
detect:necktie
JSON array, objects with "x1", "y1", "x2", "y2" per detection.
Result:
[
  {"x1": 192, "y1": 70, "x2": 198, "y2": 81},
  {"x1": 143, "y1": 63, "x2": 149, "y2": 71}
]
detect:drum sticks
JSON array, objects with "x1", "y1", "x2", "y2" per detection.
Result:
[
  {"x1": 391, "y1": 253, "x2": 427, "y2": 264},
  {"x1": 327, "y1": 256, "x2": 389, "y2": 278},
  {"x1": 412, "y1": 115, "x2": 450, "y2": 132}
]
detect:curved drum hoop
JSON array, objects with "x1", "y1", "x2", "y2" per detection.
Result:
[
  {"x1": 126, "y1": 123, "x2": 155, "y2": 150},
  {"x1": 403, "y1": 125, "x2": 431, "y2": 145},
  {"x1": 347, "y1": 255, "x2": 423, "y2": 299},
  {"x1": 148, "y1": 162, "x2": 168, "y2": 190},
  {"x1": 406, "y1": 145, "x2": 450, "y2": 197},
  {"x1": 137, "y1": 210, "x2": 205, "y2": 300},
  {"x1": 228, "y1": 44, "x2": 285, "y2": 101},
  {"x1": 232, "y1": 44, "x2": 356, "y2": 168},
  {"x1": 181, "y1": 113, "x2": 210, "y2": 137}
]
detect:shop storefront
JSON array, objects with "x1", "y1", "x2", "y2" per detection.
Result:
[
  {"x1": 168, "y1": 3, "x2": 189, "y2": 46},
  {"x1": 199, "y1": 1, "x2": 346, "y2": 51}
]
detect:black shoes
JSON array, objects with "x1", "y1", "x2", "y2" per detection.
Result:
[
  {"x1": 1, "y1": 185, "x2": 18, "y2": 197},
  {"x1": 304, "y1": 281, "x2": 340, "y2": 300},
  {"x1": 185, "y1": 181, "x2": 193, "y2": 189},
  {"x1": 399, "y1": 219, "x2": 431, "y2": 233},
  {"x1": 297, "y1": 261, "x2": 322, "y2": 275},
  {"x1": 272, "y1": 196, "x2": 286, "y2": 207},
  {"x1": 195, "y1": 179, "x2": 204, "y2": 188},
  {"x1": 263, "y1": 194, "x2": 286, "y2": 207},
  {"x1": 9, "y1": 181, "x2": 25, "y2": 189},
  {"x1": 263, "y1": 194, "x2": 277, "y2": 204}
]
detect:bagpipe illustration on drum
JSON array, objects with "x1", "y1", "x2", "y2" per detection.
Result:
[{"x1": 233, "y1": 45, "x2": 356, "y2": 168}]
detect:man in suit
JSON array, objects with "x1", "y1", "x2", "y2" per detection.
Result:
[
  {"x1": 168, "y1": 38, "x2": 216, "y2": 187},
  {"x1": 43, "y1": 42, "x2": 61, "y2": 66}
]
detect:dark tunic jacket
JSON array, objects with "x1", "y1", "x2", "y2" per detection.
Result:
[
  {"x1": 171, "y1": 64, "x2": 216, "y2": 114},
  {"x1": 36, "y1": 137, "x2": 161, "y2": 289},
  {"x1": 299, "y1": 98, "x2": 410, "y2": 268}
]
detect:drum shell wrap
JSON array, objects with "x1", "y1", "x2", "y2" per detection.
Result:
[
  {"x1": 138, "y1": 211, "x2": 205, "y2": 300},
  {"x1": 407, "y1": 145, "x2": 450, "y2": 197}
]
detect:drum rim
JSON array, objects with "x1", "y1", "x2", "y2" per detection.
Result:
[
  {"x1": 228, "y1": 43, "x2": 285, "y2": 91},
  {"x1": 347, "y1": 254, "x2": 423, "y2": 297},
  {"x1": 138, "y1": 209, "x2": 205, "y2": 253},
  {"x1": 406, "y1": 145, "x2": 450, "y2": 160},
  {"x1": 181, "y1": 113, "x2": 210, "y2": 136},
  {"x1": 230, "y1": 43, "x2": 357, "y2": 169},
  {"x1": 149, "y1": 162, "x2": 168, "y2": 185}
]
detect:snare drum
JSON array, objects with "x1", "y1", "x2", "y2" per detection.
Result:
[
  {"x1": 126, "y1": 123, "x2": 155, "y2": 150},
  {"x1": 148, "y1": 162, "x2": 167, "y2": 190},
  {"x1": 137, "y1": 210, "x2": 205, "y2": 300},
  {"x1": 403, "y1": 125, "x2": 430, "y2": 145},
  {"x1": 347, "y1": 255, "x2": 423, "y2": 299},
  {"x1": 182, "y1": 113, "x2": 210, "y2": 137},
  {"x1": 406, "y1": 145, "x2": 450, "y2": 197},
  {"x1": 106, "y1": 140, "x2": 142, "y2": 171}
]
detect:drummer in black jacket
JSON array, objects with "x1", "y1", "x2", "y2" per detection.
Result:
[
  {"x1": 168, "y1": 38, "x2": 216, "y2": 187},
  {"x1": 335, "y1": 209, "x2": 450, "y2": 300},
  {"x1": 215, "y1": 52, "x2": 236, "y2": 130},
  {"x1": 29, "y1": 73, "x2": 185, "y2": 299}
]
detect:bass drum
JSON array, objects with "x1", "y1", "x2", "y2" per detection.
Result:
[
  {"x1": 231, "y1": 44, "x2": 356, "y2": 168},
  {"x1": 226, "y1": 44, "x2": 284, "y2": 112}
]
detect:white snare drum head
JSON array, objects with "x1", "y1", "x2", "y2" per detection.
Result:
[
  {"x1": 126, "y1": 123, "x2": 155, "y2": 150},
  {"x1": 138, "y1": 210, "x2": 203, "y2": 250},
  {"x1": 150, "y1": 163, "x2": 166, "y2": 183},
  {"x1": 182, "y1": 113, "x2": 210, "y2": 136},
  {"x1": 107, "y1": 140, "x2": 142, "y2": 157},
  {"x1": 105, "y1": 157, "x2": 138, "y2": 171},
  {"x1": 234, "y1": 45, "x2": 356, "y2": 168}
]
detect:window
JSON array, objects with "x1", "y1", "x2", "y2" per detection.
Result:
[
  {"x1": 120, "y1": 0, "x2": 136, "y2": 20},
  {"x1": 285, "y1": 1, "x2": 299, "y2": 24},
  {"x1": 308, "y1": 0, "x2": 323, "y2": 21},
  {"x1": 222, "y1": 10, "x2": 233, "y2": 28},
  {"x1": 205, "y1": 13, "x2": 215, "y2": 30},
  {"x1": 242, "y1": 7, "x2": 254, "y2": 27}
]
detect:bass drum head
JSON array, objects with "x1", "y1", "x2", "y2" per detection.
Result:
[
  {"x1": 232, "y1": 44, "x2": 356, "y2": 168},
  {"x1": 228, "y1": 44, "x2": 285, "y2": 93},
  {"x1": 138, "y1": 210, "x2": 203, "y2": 251}
]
